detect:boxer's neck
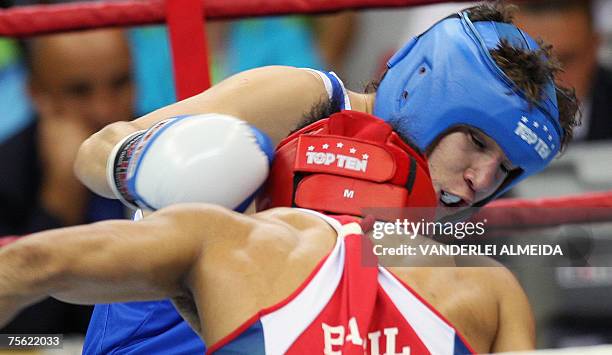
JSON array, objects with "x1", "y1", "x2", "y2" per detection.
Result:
[{"x1": 347, "y1": 91, "x2": 375, "y2": 115}]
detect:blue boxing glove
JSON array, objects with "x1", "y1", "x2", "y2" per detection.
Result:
[{"x1": 107, "y1": 113, "x2": 274, "y2": 211}]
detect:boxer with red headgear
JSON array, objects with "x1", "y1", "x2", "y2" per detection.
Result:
[
  {"x1": 3, "y1": 107, "x2": 535, "y2": 354},
  {"x1": 258, "y1": 110, "x2": 436, "y2": 219}
]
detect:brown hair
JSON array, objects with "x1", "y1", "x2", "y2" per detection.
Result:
[{"x1": 468, "y1": 1, "x2": 580, "y2": 152}]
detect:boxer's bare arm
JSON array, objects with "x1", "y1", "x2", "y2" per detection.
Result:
[
  {"x1": 0, "y1": 205, "x2": 335, "y2": 338},
  {"x1": 75, "y1": 66, "x2": 330, "y2": 198},
  {"x1": 491, "y1": 268, "x2": 536, "y2": 352},
  {"x1": 0, "y1": 204, "x2": 250, "y2": 328}
]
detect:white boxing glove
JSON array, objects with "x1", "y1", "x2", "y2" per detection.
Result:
[{"x1": 107, "y1": 113, "x2": 274, "y2": 211}]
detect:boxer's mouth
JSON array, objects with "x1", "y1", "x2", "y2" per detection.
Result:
[{"x1": 440, "y1": 190, "x2": 468, "y2": 207}]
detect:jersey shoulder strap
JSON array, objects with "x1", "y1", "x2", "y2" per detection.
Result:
[{"x1": 301, "y1": 68, "x2": 351, "y2": 110}]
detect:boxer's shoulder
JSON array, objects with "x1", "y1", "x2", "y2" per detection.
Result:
[
  {"x1": 216, "y1": 65, "x2": 328, "y2": 95},
  {"x1": 389, "y1": 264, "x2": 530, "y2": 351},
  {"x1": 189, "y1": 207, "x2": 338, "y2": 343},
  {"x1": 393, "y1": 264, "x2": 525, "y2": 318},
  {"x1": 248, "y1": 207, "x2": 338, "y2": 260}
]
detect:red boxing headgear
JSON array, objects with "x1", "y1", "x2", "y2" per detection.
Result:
[{"x1": 256, "y1": 111, "x2": 437, "y2": 220}]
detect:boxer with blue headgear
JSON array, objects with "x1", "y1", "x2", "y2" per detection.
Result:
[
  {"x1": 373, "y1": 7, "x2": 573, "y2": 208},
  {"x1": 97, "y1": 4, "x2": 578, "y2": 225}
]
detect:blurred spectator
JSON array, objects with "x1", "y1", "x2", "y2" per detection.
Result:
[
  {"x1": 0, "y1": 29, "x2": 132, "y2": 334},
  {"x1": 514, "y1": 0, "x2": 612, "y2": 141},
  {"x1": 313, "y1": 12, "x2": 357, "y2": 72}
]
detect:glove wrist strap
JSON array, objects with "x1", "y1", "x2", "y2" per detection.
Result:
[{"x1": 107, "y1": 130, "x2": 146, "y2": 210}]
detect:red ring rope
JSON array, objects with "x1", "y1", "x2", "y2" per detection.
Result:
[
  {"x1": 0, "y1": 0, "x2": 456, "y2": 37},
  {"x1": 476, "y1": 191, "x2": 612, "y2": 228}
]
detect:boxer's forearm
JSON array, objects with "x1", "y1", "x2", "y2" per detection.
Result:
[
  {"x1": 75, "y1": 120, "x2": 141, "y2": 198},
  {"x1": 0, "y1": 224, "x2": 173, "y2": 308},
  {"x1": 0, "y1": 206, "x2": 216, "y2": 327},
  {"x1": 0, "y1": 241, "x2": 51, "y2": 327},
  {"x1": 75, "y1": 66, "x2": 326, "y2": 198}
]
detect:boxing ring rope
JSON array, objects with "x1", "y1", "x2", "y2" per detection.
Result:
[
  {"x1": 477, "y1": 191, "x2": 612, "y2": 228},
  {"x1": 0, "y1": 0, "x2": 611, "y2": 229},
  {"x1": 0, "y1": 0, "x2": 457, "y2": 37}
]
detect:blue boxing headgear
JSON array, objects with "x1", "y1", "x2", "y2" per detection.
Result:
[{"x1": 373, "y1": 11, "x2": 562, "y2": 206}]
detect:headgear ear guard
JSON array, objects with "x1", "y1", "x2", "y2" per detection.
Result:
[
  {"x1": 256, "y1": 111, "x2": 437, "y2": 221},
  {"x1": 373, "y1": 10, "x2": 562, "y2": 206}
]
